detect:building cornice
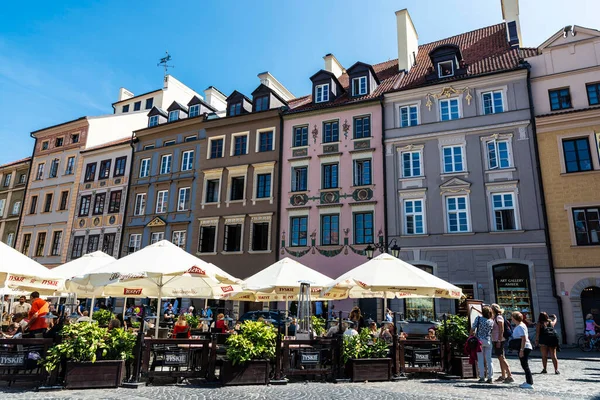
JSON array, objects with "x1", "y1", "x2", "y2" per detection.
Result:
[{"x1": 535, "y1": 108, "x2": 600, "y2": 132}]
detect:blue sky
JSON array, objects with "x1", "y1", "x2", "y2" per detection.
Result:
[{"x1": 1, "y1": 0, "x2": 598, "y2": 164}]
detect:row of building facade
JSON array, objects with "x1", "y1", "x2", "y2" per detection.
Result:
[{"x1": 2, "y1": 1, "x2": 600, "y2": 343}]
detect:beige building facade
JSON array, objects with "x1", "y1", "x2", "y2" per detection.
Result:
[{"x1": 0, "y1": 157, "x2": 31, "y2": 247}]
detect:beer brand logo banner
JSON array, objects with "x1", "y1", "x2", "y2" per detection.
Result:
[
  {"x1": 277, "y1": 287, "x2": 296, "y2": 293},
  {"x1": 123, "y1": 288, "x2": 143, "y2": 295},
  {"x1": 109, "y1": 272, "x2": 146, "y2": 282},
  {"x1": 220, "y1": 285, "x2": 234, "y2": 293},
  {"x1": 186, "y1": 266, "x2": 207, "y2": 275},
  {"x1": 7, "y1": 274, "x2": 62, "y2": 290},
  {"x1": 356, "y1": 280, "x2": 369, "y2": 288}
]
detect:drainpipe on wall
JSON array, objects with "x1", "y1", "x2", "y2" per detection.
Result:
[
  {"x1": 118, "y1": 132, "x2": 136, "y2": 259},
  {"x1": 380, "y1": 96, "x2": 389, "y2": 321},
  {"x1": 524, "y1": 62, "x2": 566, "y2": 344},
  {"x1": 275, "y1": 109, "x2": 285, "y2": 259},
  {"x1": 14, "y1": 134, "x2": 38, "y2": 249}
]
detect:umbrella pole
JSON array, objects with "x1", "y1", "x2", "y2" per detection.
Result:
[
  {"x1": 90, "y1": 296, "x2": 96, "y2": 320},
  {"x1": 285, "y1": 299, "x2": 289, "y2": 337},
  {"x1": 122, "y1": 296, "x2": 128, "y2": 326},
  {"x1": 155, "y1": 297, "x2": 161, "y2": 339}
]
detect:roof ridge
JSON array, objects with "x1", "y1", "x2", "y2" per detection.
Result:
[{"x1": 418, "y1": 22, "x2": 505, "y2": 48}]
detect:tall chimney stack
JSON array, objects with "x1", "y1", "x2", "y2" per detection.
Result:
[
  {"x1": 396, "y1": 9, "x2": 418, "y2": 72},
  {"x1": 323, "y1": 54, "x2": 344, "y2": 78},
  {"x1": 501, "y1": 0, "x2": 522, "y2": 48}
]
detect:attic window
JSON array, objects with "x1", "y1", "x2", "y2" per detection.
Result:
[
  {"x1": 315, "y1": 84, "x2": 329, "y2": 103},
  {"x1": 438, "y1": 61, "x2": 454, "y2": 78},
  {"x1": 352, "y1": 77, "x2": 367, "y2": 96},
  {"x1": 507, "y1": 21, "x2": 519, "y2": 46},
  {"x1": 255, "y1": 96, "x2": 269, "y2": 112},
  {"x1": 189, "y1": 104, "x2": 200, "y2": 117},
  {"x1": 229, "y1": 103, "x2": 242, "y2": 116},
  {"x1": 168, "y1": 110, "x2": 179, "y2": 122},
  {"x1": 149, "y1": 115, "x2": 159, "y2": 127}
]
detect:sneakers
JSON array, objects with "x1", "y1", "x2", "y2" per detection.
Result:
[
  {"x1": 520, "y1": 383, "x2": 534, "y2": 389},
  {"x1": 541, "y1": 369, "x2": 547, "y2": 374},
  {"x1": 486, "y1": 378, "x2": 493, "y2": 384},
  {"x1": 504, "y1": 376, "x2": 515, "y2": 383},
  {"x1": 555, "y1": 370, "x2": 560, "y2": 375},
  {"x1": 478, "y1": 378, "x2": 486, "y2": 383},
  {"x1": 495, "y1": 377, "x2": 505, "y2": 382}
]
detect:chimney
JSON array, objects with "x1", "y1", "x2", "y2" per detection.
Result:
[
  {"x1": 204, "y1": 86, "x2": 227, "y2": 112},
  {"x1": 395, "y1": 9, "x2": 418, "y2": 72},
  {"x1": 258, "y1": 72, "x2": 295, "y2": 101},
  {"x1": 118, "y1": 87, "x2": 134, "y2": 102},
  {"x1": 323, "y1": 54, "x2": 344, "y2": 78},
  {"x1": 501, "y1": 0, "x2": 522, "y2": 48}
]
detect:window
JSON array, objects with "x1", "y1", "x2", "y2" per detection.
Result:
[
  {"x1": 149, "y1": 115, "x2": 159, "y2": 127},
  {"x1": 255, "y1": 96, "x2": 269, "y2": 112},
  {"x1": 440, "y1": 98, "x2": 460, "y2": 120},
  {"x1": 492, "y1": 193, "x2": 516, "y2": 231},
  {"x1": 122, "y1": 105, "x2": 130, "y2": 113},
  {"x1": 128, "y1": 234, "x2": 142, "y2": 253},
  {"x1": 438, "y1": 60, "x2": 454, "y2": 77},
  {"x1": 189, "y1": 104, "x2": 200, "y2": 117},
  {"x1": 18, "y1": 174, "x2": 26, "y2": 184},
  {"x1": 322, "y1": 163, "x2": 338, "y2": 189},
  {"x1": 198, "y1": 226, "x2": 216, "y2": 253},
  {"x1": 35, "y1": 163, "x2": 44, "y2": 180},
  {"x1": 78, "y1": 195, "x2": 91, "y2": 216},
  {"x1": 84, "y1": 163, "x2": 96, "y2": 182},
  {"x1": 99, "y1": 160, "x2": 111, "y2": 179},
  {"x1": 549, "y1": 88, "x2": 572, "y2": 110},
  {"x1": 172, "y1": 231, "x2": 186, "y2": 248},
  {"x1": 0, "y1": 199, "x2": 4, "y2": 216},
  {"x1": 165, "y1": 140, "x2": 174, "y2": 146},
  {"x1": 150, "y1": 232, "x2": 164, "y2": 244},
  {"x1": 293, "y1": 126, "x2": 308, "y2": 147},
  {"x1": 405, "y1": 265, "x2": 435, "y2": 322},
  {"x1": 399, "y1": 105, "x2": 418, "y2": 127},
  {"x1": 446, "y1": 196, "x2": 469, "y2": 232},
  {"x1": 65, "y1": 157, "x2": 75, "y2": 175},
  {"x1": 482, "y1": 90, "x2": 504, "y2": 114},
  {"x1": 6, "y1": 233, "x2": 14, "y2": 247},
  {"x1": 402, "y1": 151, "x2": 421, "y2": 177},
  {"x1": 41, "y1": 141, "x2": 49, "y2": 151},
  {"x1": 181, "y1": 150, "x2": 194, "y2": 171},
  {"x1": 563, "y1": 138, "x2": 592, "y2": 173},
  {"x1": 442, "y1": 146, "x2": 464, "y2": 173},
  {"x1": 134, "y1": 101, "x2": 141, "y2": 111},
  {"x1": 55, "y1": 137, "x2": 63, "y2": 147},
  {"x1": 156, "y1": 190, "x2": 168, "y2": 213},
  {"x1": 35, "y1": 232, "x2": 46, "y2": 257},
  {"x1": 315, "y1": 83, "x2": 329, "y2": 103},
  {"x1": 323, "y1": 121, "x2": 339, "y2": 143},
  {"x1": 507, "y1": 21, "x2": 519, "y2": 45},
  {"x1": 168, "y1": 110, "x2": 179, "y2": 122},
  {"x1": 50, "y1": 231, "x2": 62, "y2": 256},
  {"x1": 71, "y1": 236, "x2": 84, "y2": 259},
  {"x1": 233, "y1": 135, "x2": 247, "y2": 156},
  {"x1": 185, "y1": 135, "x2": 197, "y2": 142},
  {"x1": 160, "y1": 154, "x2": 172, "y2": 174},
  {"x1": 354, "y1": 116, "x2": 371, "y2": 139},
  {"x1": 139, "y1": 158, "x2": 151, "y2": 178},
  {"x1": 92, "y1": 193, "x2": 106, "y2": 215},
  {"x1": 291, "y1": 166, "x2": 308, "y2": 192},
  {"x1": 230, "y1": 177, "x2": 245, "y2": 201},
  {"x1": 114, "y1": 157, "x2": 127, "y2": 177},
  {"x1": 84, "y1": 235, "x2": 99, "y2": 253},
  {"x1": 352, "y1": 76, "x2": 367, "y2": 96},
  {"x1": 12, "y1": 200, "x2": 21, "y2": 215},
  {"x1": 251, "y1": 222, "x2": 269, "y2": 251},
  {"x1": 573, "y1": 207, "x2": 600, "y2": 245},
  {"x1": 59, "y1": 191, "x2": 69, "y2": 211},
  {"x1": 29, "y1": 196, "x2": 38, "y2": 214},
  {"x1": 102, "y1": 233, "x2": 116, "y2": 255},
  {"x1": 256, "y1": 173, "x2": 271, "y2": 198},
  {"x1": 290, "y1": 216, "x2": 308, "y2": 246},
  {"x1": 145, "y1": 98, "x2": 154, "y2": 109},
  {"x1": 259, "y1": 131, "x2": 273, "y2": 152},
  {"x1": 49, "y1": 159, "x2": 59, "y2": 178},
  {"x1": 210, "y1": 138, "x2": 224, "y2": 159},
  {"x1": 134, "y1": 193, "x2": 146, "y2": 216},
  {"x1": 43, "y1": 193, "x2": 53, "y2": 213},
  {"x1": 229, "y1": 102, "x2": 242, "y2": 116},
  {"x1": 178, "y1": 187, "x2": 191, "y2": 211},
  {"x1": 71, "y1": 133, "x2": 79, "y2": 144},
  {"x1": 586, "y1": 83, "x2": 600, "y2": 106},
  {"x1": 486, "y1": 140, "x2": 511, "y2": 169},
  {"x1": 354, "y1": 212, "x2": 374, "y2": 244},
  {"x1": 321, "y1": 214, "x2": 339, "y2": 245},
  {"x1": 493, "y1": 264, "x2": 534, "y2": 321},
  {"x1": 21, "y1": 234, "x2": 31, "y2": 255},
  {"x1": 108, "y1": 190, "x2": 122, "y2": 213},
  {"x1": 224, "y1": 224, "x2": 242, "y2": 252},
  {"x1": 205, "y1": 180, "x2": 220, "y2": 203},
  {"x1": 404, "y1": 199, "x2": 425, "y2": 235},
  {"x1": 3, "y1": 174, "x2": 10, "y2": 187}
]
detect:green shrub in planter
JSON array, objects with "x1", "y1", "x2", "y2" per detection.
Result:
[
  {"x1": 105, "y1": 328, "x2": 136, "y2": 361},
  {"x1": 226, "y1": 321, "x2": 277, "y2": 365},
  {"x1": 311, "y1": 316, "x2": 326, "y2": 337},
  {"x1": 342, "y1": 328, "x2": 389, "y2": 363},
  {"x1": 436, "y1": 315, "x2": 468, "y2": 349},
  {"x1": 92, "y1": 309, "x2": 114, "y2": 326},
  {"x1": 185, "y1": 314, "x2": 199, "y2": 329}
]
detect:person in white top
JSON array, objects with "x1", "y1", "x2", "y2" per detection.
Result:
[
  {"x1": 343, "y1": 322, "x2": 359, "y2": 338},
  {"x1": 11, "y1": 296, "x2": 32, "y2": 316},
  {"x1": 511, "y1": 311, "x2": 534, "y2": 389}
]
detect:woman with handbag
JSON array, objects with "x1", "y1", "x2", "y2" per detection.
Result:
[
  {"x1": 491, "y1": 304, "x2": 513, "y2": 383},
  {"x1": 470, "y1": 306, "x2": 494, "y2": 383},
  {"x1": 511, "y1": 311, "x2": 534, "y2": 389}
]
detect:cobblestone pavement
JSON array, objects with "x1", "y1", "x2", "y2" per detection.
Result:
[{"x1": 2, "y1": 358, "x2": 599, "y2": 399}]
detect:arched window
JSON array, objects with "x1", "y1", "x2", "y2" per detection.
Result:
[
  {"x1": 405, "y1": 265, "x2": 435, "y2": 322},
  {"x1": 493, "y1": 264, "x2": 534, "y2": 321}
]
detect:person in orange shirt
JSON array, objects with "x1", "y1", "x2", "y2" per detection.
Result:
[{"x1": 27, "y1": 291, "x2": 48, "y2": 336}]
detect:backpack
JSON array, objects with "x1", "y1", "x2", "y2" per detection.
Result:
[
  {"x1": 543, "y1": 324, "x2": 559, "y2": 347},
  {"x1": 503, "y1": 318, "x2": 513, "y2": 340}
]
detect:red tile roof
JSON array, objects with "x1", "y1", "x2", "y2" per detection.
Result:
[
  {"x1": 287, "y1": 23, "x2": 536, "y2": 114},
  {"x1": 0, "y1": 157, "x2": 32, "y2": 169}
]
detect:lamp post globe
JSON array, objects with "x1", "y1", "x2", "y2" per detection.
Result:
[
  {"x1": 390, "y1": 243, "x2": 400, "y2": 258},
  {"x1": 365, "y1": 244, "x2": 375, "y2": 260}
]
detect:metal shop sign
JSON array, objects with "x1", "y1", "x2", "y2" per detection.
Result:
[
  {"x1": 0, "y1": 353, "x2": 26, "y2": 367},
  {"x1": 300, "y1": 351, "x2": 320, "y2": 365},
  {"x1": 164, "y1": 352, "x2": 188, "y2": 366}
]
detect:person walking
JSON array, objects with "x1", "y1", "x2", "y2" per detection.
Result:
[
  {"x1": 470, "y1": 305, "x2": 494, "y2": 383},
  {"x1": 491, "y1": 304, "x2": 513, "y2": 383},
  {"x1": 535, "y1": 312, "x2": 560, "y2": 374},
  {"x1": 512, "y1": 311, "x2": 534, "y2": 389}
]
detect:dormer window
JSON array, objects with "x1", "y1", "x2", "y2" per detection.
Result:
[
  {"x1": 352, "y1": 77, "x2": 367, "y2": 96},
  {"x1": 427, "y1": 45, "x2": 465, "y2": 83},
  {"x1": 229, "y1": 103, "x2": 242, "y2": 116},
  {"x1": 315, "y1": 84, "x2": 329, "y2": 103},
  {"x1": 149, "y1": 115, "x2": 159, "y2": 127},
  {"x1": 189, "y1": 104, "x2": 200, "y2": 117},
  {"x1": 255, "y1": 96, "x2": 269, "y2": 112},
  {"x1": 438, "y1": 60, "x2": 454, "y2": 78},
  {"x1": 168, "y1": 110, "x2": 179, "y2": 122},
  {"x1": 122, "y1": 105, "x2": 130, "y2": 113}
]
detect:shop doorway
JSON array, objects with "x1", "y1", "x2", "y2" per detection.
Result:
[{"x1": 581, "y1": 286, "x2": 600, "y2": 324}]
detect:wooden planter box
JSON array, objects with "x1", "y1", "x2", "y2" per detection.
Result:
[
  {"x1": 65, "y1": 360, "x2": 125, "y2": 389},
  {"x1": 221, "y1": 359, "x2": 269, "y2": 386},
  {"x1": 450, "y1": 357, "x2": 475, "y2": 378},
  {"x1": 349, "y1": 358, "x2": 391, "y2": 382}
]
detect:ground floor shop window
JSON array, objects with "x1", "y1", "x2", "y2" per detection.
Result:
[
  {"x1": 493, "y1": 263, "x2": 534, "y2": 322},
  {"x1": 405, "y1": 265, "x2": 435, "y2": 322}
]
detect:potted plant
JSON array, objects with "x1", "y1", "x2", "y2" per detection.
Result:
[
  {"x1": 342, "y1": 328, "x2": 391, "y2": 382},
  {"x1": 42, "y1": 322, "x2": 136, "y2": 389},
  {"x1": 92, "y1": 309, "x2": 114, "y2": 327},
  {"x1": 436, "y1": 315, "x2": 472, "y2": 378},
  {"x1": 311, "y1": 316, "x2": 326, "y2": 337},
  {"x1": 221, "y1": 321, "x2": 276, "y2": 385},
  {"x1": 185, "y1": 314, "x2": 199, "y2": 329}
]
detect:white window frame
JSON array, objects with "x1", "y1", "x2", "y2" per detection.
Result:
[
  {"x1": 230, "y1": 132, "x2": 249, "y2": 156},
  {"x1": 491, "y1": 192, "x2": 518, "y2": 231},
  {"x1": 129, "y1": 234, "x2": 142, "y2": 253},
  {"x1": 188, "y1": 104, "x2": 200, "y2": 118},
  {"x1": 150, "y1": 232, "x2": 164, "y2": 244},
  {"x1": 35, "y1": 163, "x2": 44, "y2": 180},
  {"x1": 148, "y1": 115, "x2": 159, "y2": 127},
  {"x1": 352, "y1": 76, "x2": 367, "y2": 96},
  {"x1": 207, "y1": 135, "x2": 226, "y2": 159},
  {"x1": 12, "y1": 201, "x2": 21, "y2": 215},
  {"x1": 134, "y1": 193, "x2": 146, "y2": 216},
  {"x1": 172, "y1": 230, "x2": 186, "y2": 248},
  {"x1": 485, "y1": 138, "x2": 512, "y2": 170},
  {"x1": 445, "y1": 195, "x2": 471, "y2": 233},
  {"x1": 6, "y1": 232, "x2": 14, "y2": 247},
  {"x1": 160, "y1": 154, "x2": 172, "y2": 174},
  {"x1": 481, "y1": 90, "x2": 505, "y2": 115},
  {"x1": 399, "y1": 105, "x2": 419, "y2": 127},
  {"x1": 225, "y1": 165, "x2": 248, "y2": 207},
  {"x1": 139, "y1": 158, "x2": 151, "y2": 178},
  {"x1": 177, "y1": 187, "x2": 191, "y2": 211},
  {"x1": 438, "y1": 60, "x2": 455, "y2": 78},
  {"x1": 315, "y1": 83, "x2": 330, "y2": 103},
  {"x1": 255, "y1": 127, "x2": 276, "y2": 152},
  {"x1": 401, "y1": 150, "x2": 422, "y2": 178},
  {"x1": 251, "y1": 162, "x2": 275, "y2": 205},
  {"x1": 201, "y1": 168, "x2": 224, "y2": 209},
  {"x1": 156, "y1": 190, "x2": 168, "y2": 214},
  {"x1": 197, "y1": 218, "x2": 219, "y2": 255},
  {"x1": 223, "y1": 216, "x2": 245, "y2": 254},
  {"x1": 439, "y1": 98, "x2": 461, "y2": 121},
  {"x1": 168, "y1": 110, "x2": 179, "y2": 122},
  {"x1": 248, "y1": 213, "x2": 273, "y2": 253},
  {"x1": 403, "y1": 198, "x2": 426, "y2": 235},
  {"x1": 0, "y1": 199, "x2": 5, "y2": 217},
  {"x1": 181, "y1": 150, "x2": 194, "y2": 171},
  {"x1": 442, "y1": 145, "x2": 465, "y2": 173},
  {"x1": 290, "y1": 162, "x2": 309, "y2": 193}
]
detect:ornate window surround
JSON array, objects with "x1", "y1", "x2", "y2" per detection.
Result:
[
  {"x1": 225, "y1": 165, "x2": 249, "y2": 207},
  {"x1": 248, "y1": 212, "x2": 273, "y2": 254},
  {"x1": 251, "y1": 161, "x2": 275, "y2": 205},
  {"x1": 201, "y1": 168, "x2": 224, "y2": 209}
]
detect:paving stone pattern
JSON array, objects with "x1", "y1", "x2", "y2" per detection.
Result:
[{"x1": 2, "y1": 358, "x2": 599, "y2": 399}]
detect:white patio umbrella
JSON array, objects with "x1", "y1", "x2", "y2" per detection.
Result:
[{"x1": 324, "y1": 253, "x2": 463, "y2": 300}]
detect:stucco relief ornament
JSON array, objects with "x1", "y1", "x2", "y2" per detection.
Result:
[
  {"x1": 312, "y1": 125, "x2": 318, "y2": 144},
  {"x1": 425, "y1": 86, "x2": 472, "y2": 111},
  {"x1": 342, "y1": 119, "x2": 350, "y2": 140}
]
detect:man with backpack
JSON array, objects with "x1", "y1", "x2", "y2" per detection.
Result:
[
  {"x1": 491, "y1": 304, "x2": 514, "y2": 383},
  {"x1": 535, "y1": 312, "x2": 560, "y2": 374}
]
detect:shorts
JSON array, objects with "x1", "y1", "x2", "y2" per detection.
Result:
[
  {"x1": 586, "y1": 330, "x2": 597, "y2": 336},
  {"x1": 493, "y1": 341, "x2": 505, "y2": 357}
]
